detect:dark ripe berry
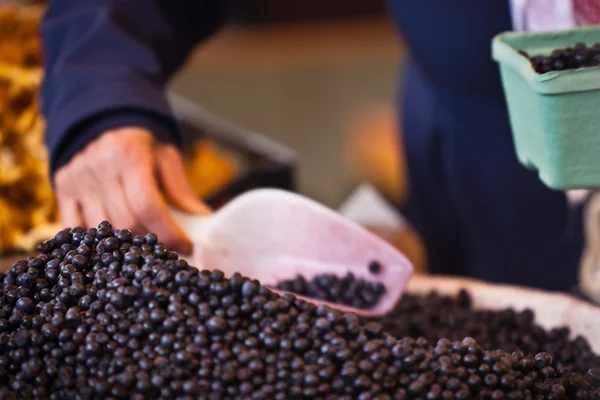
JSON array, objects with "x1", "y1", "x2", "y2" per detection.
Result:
[
  {"x1": 96, "y1": 226, "x2": 112, "y2": 240},
  {"x1": 574, "y1": 51, "x2": 590, "y2": 66},
  {"x1": 551, "y1": 383, "x2": 566, "y2": 396},
  {"x1": 493, "y1": 362, "x2": 509, "y2": 375},
  {"x1": 241, "y1": 281, "x2": 259, "y2": 298},
  {"x1": 206, "y1": 316, "x2": 227, "y2": 334},
  {"x1": 14, "y1": 330, "x2": 31, "y2": 348},
  {"x1": 485, "y1": 374, "x2": 499, "y2": 387},
  {"x1": 467, "y1": 374, "x2": 482, "y2": 389},
  {"x1": 124, "y1": 251, "x2": 141, "y2": 265},
  {"x1": 54, "y1": 230, "x2": 70, "y2": 246},
  {"x1": 534, "y1": 352, "x2": 552, "y2": 368},
  {"x1": 116, "y1": 229, "x2": 133, "y2": 243},
  {"x1": 500, "y1": 374, "x2": 517, "y2": 390},
  {"x1": 491, "y1": 390, "x2": 506, "y2": 400},
  {"x1": 211, "y1": 270, "x2": 225, "y2": 282},
  {"x1": 463, "y1": 353, "x2": 479, "y2": 367},
  {"x1": 540, "y1": 366, "x2": 556, "y2": 379},
  {"x1": 369, "y1": 260, "x2": 382, "y2": 274},
  {"x1": 175, "y1": 270, "x2": 191, "y2": 286},
  {"x1": 144, "y1": 233, "x2": 157, "y2": 246},
  {"x1": 41, "y1": 324, "x2": 58, "y2": 339},
  {"x1": 15, "y1": 298, "x2": 34, "y2": 314},
  {"x1": 69, "y1": 282, "x2": 85, "y2": 298},
  {"x1": 17, "y1": 273, "x2": 36, "y2": 288},
  {"x1": 315, "y1": 318, "x2": 332, "y2": 331},
  {"x1": 588, "y1": 367, "x2": 600, "y2": 385},
  {"x1": 519, "y1": 358, "x2": 535, "y2": 371},
  {"x1": 65, "y1": 307, "x2": 81, "y2": 324}
]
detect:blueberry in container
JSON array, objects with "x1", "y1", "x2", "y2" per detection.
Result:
[{"x1": 492, "y1": 26, "x2": 600, "y2": 190}]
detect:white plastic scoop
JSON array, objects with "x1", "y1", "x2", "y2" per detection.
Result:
[{"x1": 170, "y1": 188, "x2": 413, "y2": 317}]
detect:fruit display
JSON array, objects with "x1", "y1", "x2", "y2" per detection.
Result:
[
  {"x1": 524, "y1": 42, "x2": 600, "y2": 73},
  {"x1": 0, "y1": 222, "x2": 598, "y2": 399}
]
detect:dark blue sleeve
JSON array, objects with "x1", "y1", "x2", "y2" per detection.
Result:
[{"x1": 41, "y1": 0, "x2": 226, "y2": 177}]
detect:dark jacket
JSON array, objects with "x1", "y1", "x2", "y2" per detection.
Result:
[{"x1": 41, "y1": 0, "x2": 226, "y2": 175}]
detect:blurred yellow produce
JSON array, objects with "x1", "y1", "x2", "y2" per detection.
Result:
[{"x1": 0, "y1": 5, "x2": 55, "y2": 253}]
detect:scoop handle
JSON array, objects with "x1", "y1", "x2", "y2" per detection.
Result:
[{"x1": 168, "y1": 207, "x2": 213, "y2": 243}]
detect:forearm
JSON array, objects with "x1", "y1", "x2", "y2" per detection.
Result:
[{"x1": 41, "y1": 0, "x2": 226, "y2": 176}]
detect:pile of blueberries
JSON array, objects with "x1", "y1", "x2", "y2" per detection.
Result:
[
  {"x1": 524, "y1": 42, "x2": 600, "y2": 73},
  {"x1": 0, "y1": 222, "x2": 598, "y2": 399}
]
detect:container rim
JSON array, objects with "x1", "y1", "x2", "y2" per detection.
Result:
[{"x1": 492, "y1": 26, "x2": 600, "y2": 95}]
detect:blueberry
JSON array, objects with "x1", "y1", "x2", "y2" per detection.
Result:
[
  {"x1": 15, "y1": 298, "x2": 34, "y2": 314},
  {"x1": 368, "y1": 260, "x2": 382, "y2": 274}
]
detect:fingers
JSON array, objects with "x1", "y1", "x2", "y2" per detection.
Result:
[
  {"x1": 123, "y1": 159, "x2": 193, "y2": 253},
  {"x1": 79, "y1": 192, "x2": 109, "y2": 229},
  {"x1": 76, "y1": 163, "x2": 111, "y2": 228},
  {"x1": 54, "y1": 161, "x2": 84, "y2": 229},
  {"x1": 155, "y1": 144, "x2": 212, "y2": 215},
  {"x1": 56, "y1": 194, "x2": 82, "y2": 229},
  {"x1": 57, "y1": 168, "x2": 108, "y2": 230},
  {"x1": 90, "y1": 165, "x2": 140, "y2": 234},
  {"x1": 103, "y1": 178, "x2": 141, "y2": 234}
]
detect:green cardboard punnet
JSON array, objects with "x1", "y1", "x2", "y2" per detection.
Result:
[{"x1": 492, "y1": 26, "x2": 600, "y2": 190}]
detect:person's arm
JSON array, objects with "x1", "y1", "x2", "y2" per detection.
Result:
[
  {"x1": 41, "y1": 0, "x2": 226, "y2": 176},
  {"x1": 41, "y1": 0, "x2": 224, "y2": 250}
]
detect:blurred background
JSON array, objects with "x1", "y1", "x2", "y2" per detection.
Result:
[
  {"x1": 0, "y1": 1, "x2": 425, "y2": 271},
  {"x1": 173, "y1": 0, "x2": 407, "y2": 207}
]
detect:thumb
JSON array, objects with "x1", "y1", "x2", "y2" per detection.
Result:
[{"x1": 155, "y1": 144, "x2": 212, "y2": 215}]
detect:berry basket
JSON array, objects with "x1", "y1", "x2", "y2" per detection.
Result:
[{"x1": 492, "y1": 25, "x2": 600, "y2": 189}]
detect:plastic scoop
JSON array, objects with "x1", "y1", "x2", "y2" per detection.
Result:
[{"x1": 170, "y1": 188, "x2": 413, "y2": 317}]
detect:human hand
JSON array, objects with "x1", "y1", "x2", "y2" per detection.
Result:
[{"x1": 54, "y1": 127, "x2": 210, "y2": 253}]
